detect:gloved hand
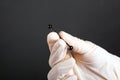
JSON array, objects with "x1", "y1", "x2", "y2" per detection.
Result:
[{"x1": 47, "y1": 31, "x2": 120, "y2": 80}]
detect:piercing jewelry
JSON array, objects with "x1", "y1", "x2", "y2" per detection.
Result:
[{"x1": 48, "y1": 24, "x2": 73, "y2": 50}]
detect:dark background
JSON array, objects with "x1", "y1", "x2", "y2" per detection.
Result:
[{"x1": 0, "y1": 0, "x2": 120, "y2": 80}]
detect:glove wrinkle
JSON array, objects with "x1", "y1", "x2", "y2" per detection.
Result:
[
  {"x1": 47, "y1": 58, "x2": 75, "y2": 80},
  {"x1": 49, "y1": 39, "x2": 67, "y2": 67}
]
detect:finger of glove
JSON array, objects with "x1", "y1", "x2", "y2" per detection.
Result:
[
  {"x1": 47, "y1": 58, "x2": 75, "y2": 80},
  {"x1": 49, "y1": 39, "x2": 67, "y2": 67},
  {"x1": 59, "y1": 31, "x2": 110, "y2": 67},
  {"x1": 47, "y1": 32, "x2": 60, "y2": 52},
  {"x1": 59, "y1": 31, "x2": 97, "y2": 54}
]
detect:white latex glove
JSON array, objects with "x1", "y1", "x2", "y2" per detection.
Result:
[{"x1": 47, "y1": 31, "x2": 120, "y2": 80}]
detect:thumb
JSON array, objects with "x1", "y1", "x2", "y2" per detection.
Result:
[{"x1": 59, "y1": 31, "x2": 97, "y2": 54}]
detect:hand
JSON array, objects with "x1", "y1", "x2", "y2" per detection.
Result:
[{"x1": 47, "y1": 31, "x2": 120, "y2": 80}]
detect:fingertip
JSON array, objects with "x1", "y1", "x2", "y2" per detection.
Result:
[
  {"x1": 47, "y1": 32, "x2": 60, "y2": 44},
  {"x1": 59, "y1": 31, "x2": 74, "y2": 40},
  {"x1": 59, "y1": 31, "x2": 66, "y2": 37}
]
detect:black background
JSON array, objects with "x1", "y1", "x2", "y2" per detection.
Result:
[{"x1": 0, "y1": 0, "x2": 120, "y2": 80}]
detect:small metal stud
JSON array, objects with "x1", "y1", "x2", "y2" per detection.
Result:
[
  {"x1": 48, "y1": 24, "x2": 53, "y2": 31},
  {"x1": 69, "y1": 46, "x2": 73, "y2": 50}
]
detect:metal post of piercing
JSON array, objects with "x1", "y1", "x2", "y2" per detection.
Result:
[{"x1": 48, "y1": 24, "x2": 73, "y2": 50}]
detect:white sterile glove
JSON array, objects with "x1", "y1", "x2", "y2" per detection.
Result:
[{"x1": 47, "y1": 31, "x2": 120, "y2": 80}]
